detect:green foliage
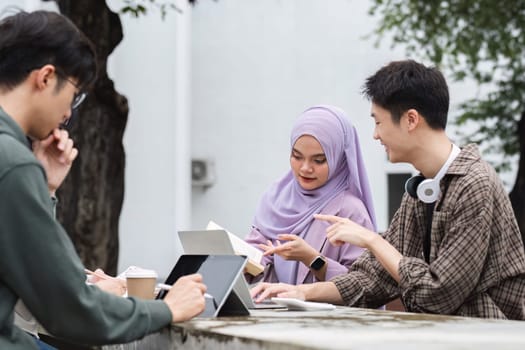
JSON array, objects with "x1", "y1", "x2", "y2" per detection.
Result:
[
  {"x1": 369, "y1": 0, "x2": 525, "y2": 172},
  {"x1": 121, "y1": 0, "x2": 198, "y2": 19}
]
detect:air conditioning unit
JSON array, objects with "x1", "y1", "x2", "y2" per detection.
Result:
[{"x1": 191, "y1": 158, "x2": 216, "y2": 188}]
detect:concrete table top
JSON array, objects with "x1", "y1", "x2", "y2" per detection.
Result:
[{"x1": 102, "y1": 306, "x2": 525, "y2": 349}]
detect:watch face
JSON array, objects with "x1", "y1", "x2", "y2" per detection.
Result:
[{"x1": 310, "y1": 256, "x2": 326, "y2": 271}]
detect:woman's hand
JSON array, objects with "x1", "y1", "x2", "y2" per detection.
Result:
[{"x1": 259, "y1": 234, "x2": 318, "y2": 265}]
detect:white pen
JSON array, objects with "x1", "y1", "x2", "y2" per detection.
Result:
[
  {"x1": 84, "y1": 268, "x2": 119, "y2": 281},
  {"x1": 157, "y1": 283, "x2": 214, "y2": 299}
]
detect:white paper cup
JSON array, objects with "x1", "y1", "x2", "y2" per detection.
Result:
[{"x1": 126, "y1": 268, "x2": 158, "y2": 300}]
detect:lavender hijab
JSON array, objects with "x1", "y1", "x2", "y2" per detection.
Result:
[{"x1": 253, "y1": 105, "x2": 376, "y2": 278}]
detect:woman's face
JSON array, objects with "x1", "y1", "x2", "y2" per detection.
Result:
[{"x1": 290, "y1": 135, "x2": 329, "y2": 190}]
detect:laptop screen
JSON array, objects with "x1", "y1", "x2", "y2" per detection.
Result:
[
  {"x1": 157, "y1": 254, "x2": 247, "y2": 317},
  {"x1": 178, "y1": 230, "x2": 235, "y2": 255}
]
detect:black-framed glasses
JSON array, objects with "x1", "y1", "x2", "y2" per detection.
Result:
[
  {"x1": 56, "y1": 76, "x2": 84, "y2": 129},
  {"x1": 54, "y1": 68, "x2": 87, "y2": 110},
  {"x1": 60, "y1": 108, "x2": 77, "y2": 129},
  {"x1": 60, "y1": 76, "x2": 87, "y2": 110},
  {"x1": 71, "y1": 89, "x2": 87, "y2": 110}
]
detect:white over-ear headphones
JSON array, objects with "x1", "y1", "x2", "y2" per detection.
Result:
[{"x1": 405, "y1": 144, "x2": 461, "y2": 203}]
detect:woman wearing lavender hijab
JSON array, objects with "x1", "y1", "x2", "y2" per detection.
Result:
[{"x1": 245, "y1": 105, "x2": 377, "y2": 284}]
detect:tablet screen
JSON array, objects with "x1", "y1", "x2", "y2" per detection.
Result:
[{"x1": 157, "y1": 254, "x2": 247, "y2": 317}]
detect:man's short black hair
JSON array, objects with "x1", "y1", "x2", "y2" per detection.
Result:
[
  {"x1": 362, "y1": 60, "x2": 449, "y2": 130},
  {"x1": 0, "y1": 10, "x2": 97, "y2": 91}
]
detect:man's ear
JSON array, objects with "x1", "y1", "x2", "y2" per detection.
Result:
[
  {"x1": 405, "y1": 108, "x2": 421, "y2": 132},
  {"x1": 34, "y1": 64, "x2": 56, "y2": 90}
]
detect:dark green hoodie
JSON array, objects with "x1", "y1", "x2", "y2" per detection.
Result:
[{"x1": 0, "y1": 107, "x2": 171, "y2": 350}]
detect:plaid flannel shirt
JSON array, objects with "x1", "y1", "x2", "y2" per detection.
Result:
[{"x1": 332, "y1": 144, "x2": 525, "y2": 320}]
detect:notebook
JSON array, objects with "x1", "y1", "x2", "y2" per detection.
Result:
[
  {"x1": 178, "y1": 230, "x2": 285, "y2": 310},
  {"x1": 157, "y1": 254, "x2": 250, "y2": 317}
]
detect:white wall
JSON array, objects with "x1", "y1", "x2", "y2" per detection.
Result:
[
  {"x1": 109, "y1": 0, "x2": 408, "y2": 276},
  {"x1": 107, "y1": 1, "x2": 189, "y2": 277},
  {"x1": 190, "y1": 0, "x2": 407, "y2": 238},
  {"x1": 0, "y1": 0, "x2": 57, "y2": 14}
]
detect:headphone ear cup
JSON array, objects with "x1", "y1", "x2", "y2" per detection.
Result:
[
  {"x1": 416, "y1": 178, "x2": 440, "y2": 203},
  {"x1": 405, "y1": 175, "x2": 425, "y2": 199}
]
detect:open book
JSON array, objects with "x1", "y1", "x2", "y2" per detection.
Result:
[{"x1": 206, "y1": 221, "x2": 265, "y2": 276}]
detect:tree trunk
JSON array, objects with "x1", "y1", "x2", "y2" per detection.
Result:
[
  {"x1": 510, "y1": 110, "x2": 525, "y2": 246},
  {"x1": 53, "y1": 0, "x2": 127, "y2": 275}
]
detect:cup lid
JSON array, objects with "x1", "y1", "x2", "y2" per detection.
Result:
[{"x1": 125, "y1": 266, "x2": 157, "y2": 278}]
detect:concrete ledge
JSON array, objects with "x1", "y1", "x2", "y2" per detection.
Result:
[{"x1": 102, "y1": 307, "x2": 525, "y2": 349}]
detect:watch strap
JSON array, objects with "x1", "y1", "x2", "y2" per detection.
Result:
[{"x1": 309, "y1": 255, "x2": 326, "y2": 271}]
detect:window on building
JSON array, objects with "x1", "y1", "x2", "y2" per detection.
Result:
[{"x1": 387, "y1": 173, "x2": 412, "y2": 222}]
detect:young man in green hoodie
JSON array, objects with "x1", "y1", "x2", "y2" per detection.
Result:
[{"x1": 0, "y1": 11, "x2": 206, "y2": 349}]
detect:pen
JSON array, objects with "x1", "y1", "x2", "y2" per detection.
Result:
[
  {"x1": 84, "y1": 268, "x2": 119, "y2": 281},
  {"x1": 157, "y1": 283, "x2": 214, "y2": 299}
]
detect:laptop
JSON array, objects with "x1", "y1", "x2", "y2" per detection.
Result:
[
  {"x1": 178, "y1": 230, "x2": 285, "y2": 309},
  {"x1": 157, "y1": 254, "x2": 250, "y2": 317}
]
